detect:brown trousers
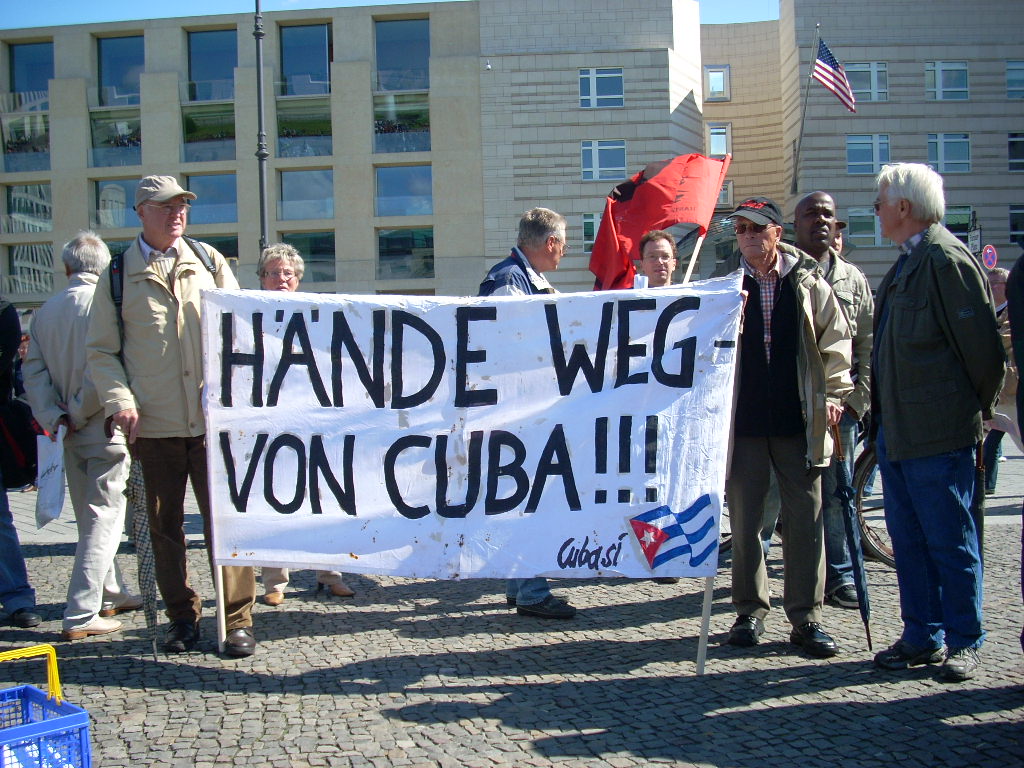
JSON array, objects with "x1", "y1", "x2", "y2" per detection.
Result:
[{"x1": 134, "y1": 435, "x2": 255, "y2": 630}]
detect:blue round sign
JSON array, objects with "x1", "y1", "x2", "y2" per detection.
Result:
[{"x1": 982, "y1": 244, "x2": 998, "y2": 270}]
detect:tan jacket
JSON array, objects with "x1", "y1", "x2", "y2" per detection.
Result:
[
  {"x1": 822, "y1": 249, "x2": 873, "y2": 419},
  {"x1": 87, "y1": 237, "x2": 238, "y2": 439}
]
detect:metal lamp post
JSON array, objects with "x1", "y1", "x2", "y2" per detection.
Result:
[{"x1": 254, "y1": 0, "x2": 269, "y2": 252}]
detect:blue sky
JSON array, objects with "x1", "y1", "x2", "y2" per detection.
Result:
[{"x1": 0, "y1": 1, "x2": 779, "y2": 30}]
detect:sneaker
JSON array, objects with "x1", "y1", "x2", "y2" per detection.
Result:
[
  {"x1": 516, "y1": 595, "x2": 577, "y2": 619},
  {"x1": 939, "y1": 646, "x2": 980, "y2": 682},
  {"x1": 727, "y1": 615, "x2": 764, "y2": 647},
  {"x1": 99, "y1": 594, "x2": 144, "y2": 617},
  {"x1": 826, "y1": 584, "x2": 859, "y2": 609},
  {"x1": 62, "y1": 616, "x2": 123, "y2": 641},
  {"x1": 874, "y1": 640, "x2": 945, "y2": 670}
]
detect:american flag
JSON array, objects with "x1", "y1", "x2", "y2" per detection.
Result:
[{"x1": 813, "y1": 39, "x2": 856, "y2": 113}]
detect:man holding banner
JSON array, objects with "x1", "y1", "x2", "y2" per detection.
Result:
[
  {"x1": 724, "y1": 197, "x2": 852, "y2": 658},
  {"x1": 479, "y1": 207, "x2": 577, "y2": 619}
]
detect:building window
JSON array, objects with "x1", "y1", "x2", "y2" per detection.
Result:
[
  {"x1": 182, "y1": 105, "x2": 235, "y2": 162},
  {"x1": 187, "y1": 29, "x2": 236, "y2": 101},
  {"x1": 377, "y1": 227, "x2": 434, "y2": 279},
  {"x1": 8, "y1": 41, "x2": 53, "y2": 110},
  {"x1": 90, "y1": 112, "x2": 141, "y2": 167},
  {"x1": 186, "y1": 174, "x2": 236, "y2": 224},
  {"x1": 98, "y1": 36, "x2": 144, "y2": 106},
  {"x1": 93, "y1": 178, "x2": 136, "y2": 228},
  {"x1": 1007, "y1": 62, "x2": 1024, "y2": 99},
  {"x1": 281, "y1": 231, "x2": 335, "y2": 282},
  {"x1": 703, "y1": 65, "x2": 730, "y2": 102},
  {"x1": 846, "y1": 62, "x2": 887, "y2": 102},
  {"x1": 717, "y1": 180, "x2": 734, "y2": 208},
  {"x1": 925, "y1": 61, "x2": 968, "y2": 100},
  {"x1": 5, "y1": 243, "x2": 53, "y2": 295},
  {"x1": 374, "y1": 93, "x2": 430, "y2": 153},
  {"x1": 582, "y1": 213, "x2": 600, "y2": 253},
  {"x1": 3, "y1": 184, "x2": 51, "y2": 234},
  {"x1": 1010, "y1": 133, "x2": 1024, "y2": 173},
  {"x1": 279, "y1": 169, "x2": 334, "y2": 220},
  {"x1": 1, "y1": 113, "x2": 49, "y2": 172},
  {"x1": 375, "y1": 166, "x2": 432, "y2": 216},
  {"x1": 581, "y1": 140, "x2": 626, "y2": 181},
  {"x1": 944, "y1": 206, "x2": 972, "y2": 245},
  {"x1": 928, "y1": 133, "x2": 971, "y2": 173},
  {"x1": 579, "y1": 68, "x2": 624, "y2": 108},
  {"x1": 1011, "y1": 206, "x2": 1024, "y2": 246},
  {"x1": 280, "y1": 24, "x2": 331, "y2": 96},
  {"x1": 846, "y1": 134, "x2": 889, "y2": 175},
  {"x1": 375, "y1": 19, "x2": 429, "y2": 92},
  {"x1": 847, "y1": 207, "x2": 881, "y2": 247},
  {"x1": 276, "y1": 99, "x2": 331, "y2": 157},
  {"x1": 707, "y1": 123, "x2": 731, "y2": 159}
]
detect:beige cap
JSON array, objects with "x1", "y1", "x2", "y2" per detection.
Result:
[{"x1": 134, "y1": 175, "x2": 197, "y2": 209}]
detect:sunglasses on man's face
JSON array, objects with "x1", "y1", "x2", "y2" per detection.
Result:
[{"x1": 733, "y1": 222, "x2": 769, "y2": 235}]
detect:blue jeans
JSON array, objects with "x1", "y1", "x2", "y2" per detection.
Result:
[
  {"x1": 506, "y1": 578, "x2": 551, "y2": 606},
  {"x1": 0, "y1": 489, "x2": 35, "y2": 615},
  {"x1": 821, "y1": 413, "x2": 856, "y2": 593},
  {"x1": 876, "y1": 427, "x2": 984, "y2": 651}
]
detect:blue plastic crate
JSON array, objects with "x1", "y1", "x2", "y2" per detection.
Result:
[{"x1": 0, "y1": 685, "x2": 91, "y2": 768}]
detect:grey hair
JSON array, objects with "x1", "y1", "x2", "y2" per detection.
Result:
[
  {"x1": 988, "y1": 267, "x2": 1009, "y2": 280},
  {"x1": 257, "y1": 242, "x2": 304, "y2": 281},
  {"x1": 876, "y1": 163, "x2": 945, "y2": 224},
  {"x1": 517, "y1": 207, "x2": 566, "y2": 250},
  {"x1": 62, "y1": 230, "x2": 111, "y2": 276}
]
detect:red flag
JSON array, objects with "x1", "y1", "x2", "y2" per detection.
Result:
[{"x1": 588, "y1": 153, "x2": 731, "y2": 290}]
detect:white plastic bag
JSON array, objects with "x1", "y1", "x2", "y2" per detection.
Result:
[{"x1": 35, "y1": 424, "x2": 66, "y2": 528}]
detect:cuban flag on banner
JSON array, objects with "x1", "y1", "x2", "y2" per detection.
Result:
[{"x1": 629, "y1": 494, "x2": 717, "y2": 570}]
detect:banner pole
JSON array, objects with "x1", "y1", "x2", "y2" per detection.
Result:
[
  {"x1": 696, "y1": 574, "x2": 715, "y2": 675},
  {"x1": 215, "y1": 564, "x2": 226, "y2": 654},
  {"x1": 682, "y1": 235, "x2": 705, "y2": 285}
]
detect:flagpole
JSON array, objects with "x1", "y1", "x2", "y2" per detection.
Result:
[
  {"x1": 790, "y1": 23, "x2": 820, "y2": 195},
  {"x1": 682, "y1": 235, "x2": 704, "y2": 285}
]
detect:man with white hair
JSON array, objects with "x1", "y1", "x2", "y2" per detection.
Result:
[
  {"x1": 870, "y1": 163, "x2": 1004, "y2": 681},
  {"x1": 24, "y1": 231, "x2": 142, "y2": 640}
]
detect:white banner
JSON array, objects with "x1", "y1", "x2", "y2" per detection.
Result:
[{"x1": 203, "y1": 274, "x2": 742, "y2": 579}]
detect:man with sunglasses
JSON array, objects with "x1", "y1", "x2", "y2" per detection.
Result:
[
  {"x1": 87, "y1": 175, "x2": 258, "y2": 657},
  {"x1": 724, "y1": 197, "x2": 852, "y2": 658}
]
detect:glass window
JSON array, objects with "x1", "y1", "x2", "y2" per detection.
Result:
[
  {"x1": 3, "y1": 184, "x2": 51, "y2": 234},
  {"x1": 707, "y1": 123, "x2": 731, "y2": 159},
  {"x1": 377, "y1": 227, "x2": 434, "y2": 279},
  {"x1": 279, "y1": 169, "x2": 334, "y2": 220},
  {"x1": 1008, "y1": 62, "x2": 1024, "y2": 99},
  {"x1": 703, "y1": 65, "x2": 730, "y2": 102},
  {"x1": 943, "y1": 206, "x2": 972, "y2": 245},
  {"x1": 846, "y1": 134, "x2": 889, "y2": 174},
  {"x1": 581, "y1": 140, "x2": 626, "y2": 181},
  {"x1": 928, "y1": 133, "x2": 971, "y2": 173},
  {"x1": 1010, "y1": 206, "x2": 1024, "y2": 247},
  {"x1": 281, "y1": 231, "x2": 335, "y2": 282},
  {"x1": 4, "y1": 243, "x2": 53, "y2": 295},
  {"x1": 188, "y1": 29, "x2": 237, "y2": 101},
  {"x1": 186, "y1": 174, "x2": 236, "y2": 224},
  {"x1": 202, "y1": 236, "x2": 240, "y2": 274},
  {"x1": 374, "y1": 93, "x2": 430, "y2": 153},
  {"x1": 280, "y1": 24, "x2": 331, "y2": 96},
  {"x1": 925, "y1": 61, "x2": 968, "y2": 100},
  {"x1": 90, "y1": 111, "x2": 141, "y2": 167},
  {"x1": 846, "y1": 62, "x2": 887, "y2": 102},
  {"x1": 93, "y1": 178, "x2": 136, "y2": 228},
  {"x1": 1, "y1": 113, "x2": 49, "y2": 172},
  {"x1": 582, "y1": 212, "x2": 600, "y2": 253},
  {"x1": 8, "y1": 42, "x2": 53, "y2": 110},
  {"x1": 375, "y1": 166, "x2": 433, "y2": 216},
  {"x1": 1010, "y1": 133, "x2": 1024, "y2": 173},
  {"x1": 98, "y1": 36, "x2": 144, "y2": 106},
  {"x1": 375, "y1": 19, "x2": 429, "y2": 91},
  {"x1": 717, "y1": 180, "x2": 734, "y2": 208},
  {"x1": 847, "y1": 207, "x2": 881, "y2": 247},
  {"x1": 579, "y1": 68, "x2": 624, "y2": 108},
  {"x1": 277, "y1": 99, "x2": 332, "y2": 157},
  {"x1": 182, "y1": 104, "x2": 235, "y2": 162}
]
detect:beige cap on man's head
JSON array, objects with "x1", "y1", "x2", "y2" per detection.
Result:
[{"x1": 134, "y1": 175, "x2": 197, "y2": 209}]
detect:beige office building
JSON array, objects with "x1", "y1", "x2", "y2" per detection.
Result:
[{"x1": 1, "y1": 0, "x2": 1022, "y2": 308}]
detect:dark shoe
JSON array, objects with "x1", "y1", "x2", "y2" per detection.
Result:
[
  {"x1": 652, "y1": 577, "x2": 680, "y2": 584},
  {"x1": 9, "y1": 608, "x2": 41, "y2": 628},
  {"x1": 224, "y1": 627, "x2": 256, "y2": 657},
  {"x1": 874, "y1": 639, "x2": 945, "y2": 670},
  {"x1": 727, "y1": 615, "x2": 764, "y2": 647},
  {"x1": 163, "y1": 620, "x2": 200, "y2": 653},
  {"x1": 939, "y1": 646, "x2": 980, "y2": 681},
  {"x1": 516, "y1": 595, "x2": 576, "y2": 619},
  {"x1": 826, "y1": 584, "x2": 859, "y2": 610},
  {"x1": 790, "y1": 622, "x2": 839, "y2": 657}
]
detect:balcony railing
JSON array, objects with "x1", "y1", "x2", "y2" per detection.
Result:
[{"x1": 0, "y1": 91, "x2": 49, "y2": 113}]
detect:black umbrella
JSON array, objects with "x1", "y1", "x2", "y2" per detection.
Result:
[
  {"x1": 126, "y1": 457, "x2": 159, "y2": 661},
  {"x1": 830, "y1": 423, "x2": 872, "y2": 650}
]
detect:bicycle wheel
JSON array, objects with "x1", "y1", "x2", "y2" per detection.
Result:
[{"x1": 852, "y1": 445, "x2": 895, "y2": 568}]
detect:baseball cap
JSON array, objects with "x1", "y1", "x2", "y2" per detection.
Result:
[
  {"x1": 729, "y1": 196, "x2": 784, "y2": 227},
  {"x1": 134, "y1": 175, "x2": 197, "y2": 209}
]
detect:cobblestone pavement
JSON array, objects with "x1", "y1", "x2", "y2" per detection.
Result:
[{"x1": 2, "y1": 448, "x2": 1022, "y2": 767}]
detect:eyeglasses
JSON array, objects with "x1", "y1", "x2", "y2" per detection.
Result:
[
  {"x1": 263, "y1": 270, "x2": 297, "y2": 280},
  {"x1": 733, "y1": 222, "x2": 769, "y2": 235},
  {"x1": 642, "y1": 252, "x2": 676, "y2": 263},
  {"x1": 145, "y1": 203, "x2": 191, "y2": 216}
]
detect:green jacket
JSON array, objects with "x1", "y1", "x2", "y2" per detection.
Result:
[{"x1": 871, "y1": 224, "x2": 1004, "y2": 461}]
